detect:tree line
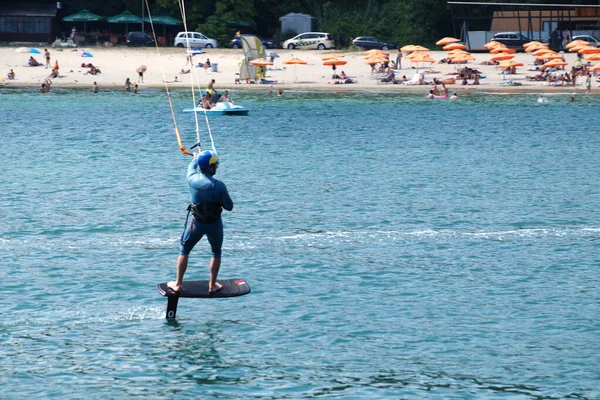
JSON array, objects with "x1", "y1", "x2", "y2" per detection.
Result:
[{"x1": 60, "y1": 0, "x2": 596, "y2": 48}]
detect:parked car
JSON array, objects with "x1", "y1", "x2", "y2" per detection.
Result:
[
  {"x1": 572, "y1": 35, "x2": 600, "y2": 47},
  {"x1": 351, "y1": 36, "x2": 397, "y2": 50},
  {"x1": 282, "y1": 32, "x2": 334, "y2": 50},
  {"x1": 231, "y1": 35, "x2": 276, "y2": 49},
  {"x1": 174, "y1": 32, "x2": 218, "y2": 48},
  {"x1": 490, "y1": 32, "x2": 531, "y2": 49},
  {"x1": 127, "y1": 31, "x2": 154, "y2": 47}
]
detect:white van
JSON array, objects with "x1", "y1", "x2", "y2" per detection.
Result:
[
  {"x1": 174, "y1": 32, "x2": 218, "y2": 48},
  {"x1": 282, "y1": 32, "x2": 334, "y2": 50}
]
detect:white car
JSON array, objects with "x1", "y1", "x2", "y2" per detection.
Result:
[
  {"x1": 572, "y1": 35, "x2": 600, "y2": 48},
  {"x1": 174, "y1": 32, "x2": 218, "y2": 48},
  {"x1": 282, "y1": 32, "x2": 334, "y2": 50}
]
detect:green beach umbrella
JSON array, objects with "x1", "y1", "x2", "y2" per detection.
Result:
[
  {"x1": 62, "y1": 9, "x2": 104, "y2": 33},
  {"x1": 107, "y1": 10, "x2": 142, "y2": 34},
  {"x1": 143, "y1": 15, "x2": 183, "y2": 36},
  {"x1": 143, "y1": 15, "x2": 182, "y2": 26}
]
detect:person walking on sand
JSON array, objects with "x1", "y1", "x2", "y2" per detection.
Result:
[
  {"x1": 44, "y1": 49, "x2": 50, "y2": 69},
  {"x1": 136, "y1": 65, "x2": 146, "y2": 83},
  {"x1": 167, "y1": 150, "x2": 234, "y2": 295}
]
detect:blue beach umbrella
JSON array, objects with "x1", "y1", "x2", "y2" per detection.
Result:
[{"x1": 30, "y1": 48, "x2": 41, "y2": 54}]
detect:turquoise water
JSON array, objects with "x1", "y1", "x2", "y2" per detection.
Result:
[{"x1": 1, "y1": 88, "x2": 599, "y2": 398}]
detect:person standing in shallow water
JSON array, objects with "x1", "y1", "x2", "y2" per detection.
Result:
[{"x1": 167, "y1": 150, "x2": 234, "y2": 294}]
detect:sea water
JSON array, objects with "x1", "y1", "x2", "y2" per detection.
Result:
[{"x1": 1, "y1": 88, "x2": 599, "y2": 398}]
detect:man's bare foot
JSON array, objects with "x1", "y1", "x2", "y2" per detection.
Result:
[
  {"x1": 209, "y1": 281, "x2": 222, "y2": 294},
  {"x1": 166, "y1": 281, "x2": 181, "y2": 293}
]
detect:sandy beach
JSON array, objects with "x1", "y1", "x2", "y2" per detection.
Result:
[{"x1": 1, "y1": 46, "x2": 598, "y2": 94}]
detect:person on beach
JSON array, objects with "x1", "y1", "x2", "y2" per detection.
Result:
[
  {"x1": 7, "y1": 69, "x2": 15, "y2": 79},
  {"x1": 92, "y1": 82, "x2": 99, "y2": 93},
  {"x1": 134, "y1": 84, "x2": 139, "y2": 94},
  {"x1": 44, "y1": 49, "x2": 50, "y2": 69},
  {"x1": 167, "y1": 150, "x2": 234, "y2": 295},
  {"x1": 28, "y1": 57, "x2": 39, "y2": 67},
  {"x1": 450, "y1": 92, "x2": 458, "y2": 100},
  {"x1": 396, "y1": 50, "x2": 402, "y2": 69},
  {"x1": 125, "y1": 78, "x2": 131, "y2": 92},
  {"x1": 203, "y1": 58, "x2": 211, "y2": 72},
  {"x1": 137, "y1": 65, "x2": 146, "y2": 83}
]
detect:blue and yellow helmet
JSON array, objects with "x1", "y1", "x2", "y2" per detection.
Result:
[{"x1": 197, "y1": 150, "x2": 219, "y2": 169}]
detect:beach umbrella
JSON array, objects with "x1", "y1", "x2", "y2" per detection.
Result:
[
  {"x1": 107, "y1": 10, "x2": 142, "y2": 34},
  {"x1": 282, "y1": 57, "x2": 307, "y2": 83},
  {"x1": 436, "y1": 37, "x2": 461, "y2": 46},
  {"x1": 79, "y1": 50, "x2": 94, "y2": 57},
  {"x1": 143, "y1": 15, "x2": 182, "y2": 36},
  {"x1": 590, "y1": 63, "x2": 600, "y2": 71},
  {"x1": 532, "y1": 49, "x2": 556, "y2": 56},
  {"x1": 249, "y1": 58, "x2": 273, "y2": 66},
  {"x1": 484, "y1": 41, "x2": 504, "y2": 50},
  {"x1": 584, "y1": 53, "x2": 600, "y2": 61},
  {"x1": 496, "y1": 60, "x2": 524, "y2": 68},
  {"x1": 490, "y1": 47, "x2": 516, "y2": 54},
  {"x1": 443, "y1": 43, "x2": 467, "y2": 50},
  {"x1": 568, "y1": 44, "x2": 589, "y2": 52},
  {"x1": 400, "y1": 45, "x2": 428, "y2": 53},
  {"x1": 523, "y1": 40, "x2": 544, "y2": 48},
  {"x1": 578, "y1": 46, "x2": 600, "y2": 54},
  {"x1": 364, "y1": 56, "x2": 388, "y2": 64},
  {"x1": 566, "y1": 40, "x2": 589, "y2": 49},
  {"x1": 363, "y1": 49, "x2": 388, "y2": 56},
  {"x1": 137, "y1": 65, "x2": 147, "y2": 73},
  {"x1": 525, "y1": 44, "x2": 548, "y2": 53},
  {"x1": 540, "y1": 60, "x2": 568, "y2": 69},
  {"x1": 490, "y1": 54, "x2": 515, "y2": 61},
  {"x1": 30, "y1": 48, "x2": 41, "y2": 54},
  {"x1": 323, "y1": 59, "x2": 347, "y2": 69},
  {"x1": 449, "y1": 54, "x2": 476, "y2": 62},
  {"x1": 143, "y1": 15, "x2": 182, "y2": 25},
  {"x1": 62, "y1": 9, "x2": 104, "y2": 33}
]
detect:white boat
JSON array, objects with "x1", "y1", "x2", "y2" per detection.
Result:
[{"x1": 183, "y1": 101, "x2": 250, "y2": 116}]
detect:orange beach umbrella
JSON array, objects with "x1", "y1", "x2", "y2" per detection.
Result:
[
  {"x1": 579, "y1": 46, "x2": 600, "y2": 54},
  {"x1": 490, "y1": 54, "x2": 515, "y2": 61},
  {"x1": 566, "y1": 40, "x2": 589, "y2": 49},
  {"x1": 443, "y1": 43, "x2": 466, "y2": 50},
  {"x1": 584, "y1": 53, "x2": 600, "y2": 61},
  {"x1": 282, "y1": 57, "x2": 307, "y2": 83},
  {"x1": 496, "y1": 60, "x2": 524, "y2": 68},
  {"x1": 249, "y1": 58, "x2": 273, "y2": 66},
  {"x1": 323, "y1": 58, "x2": 347, "y2": 66},
  {"x1": 436, "y1": 37, "x2": 461, "y2": 46},
  {"x1": 540, "y1": 59, "x2": 568, "y2": 69},
  {"x1": 589, "y1": 63, "x2": 600, "y2": 71}
]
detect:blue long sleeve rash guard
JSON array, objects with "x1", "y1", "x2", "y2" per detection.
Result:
[{"x1": 187, "y1": 159, "x2": 233, "y2": 211}]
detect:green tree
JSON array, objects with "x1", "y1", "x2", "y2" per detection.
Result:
[{"x1": 196, "y1": 0, "x2": 257, "y2": 45}]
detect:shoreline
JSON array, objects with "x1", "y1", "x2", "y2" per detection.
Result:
[{"x1": 1, "y1": 47, "x2": 597, "y2": 95}]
